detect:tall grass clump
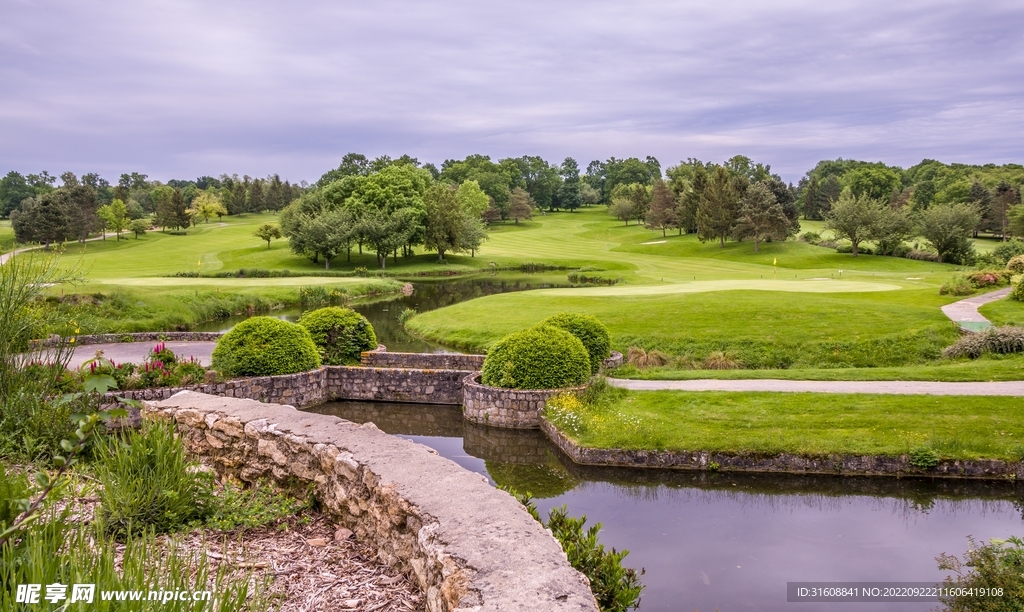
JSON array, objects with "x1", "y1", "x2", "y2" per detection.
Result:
[
  {"x1": 943, "y1": 326, "x2": 1024, "y2": 359},
  {"x1": 95, "y1": 421, "x2": 213, "y2": 537}
]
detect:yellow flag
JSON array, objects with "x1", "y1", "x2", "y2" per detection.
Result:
[{"x1": 773, "y1": 258, "x2": 777, "y2": 266}]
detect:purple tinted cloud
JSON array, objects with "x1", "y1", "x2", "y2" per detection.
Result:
[{"x1": 1, "y1": 0, "x2": 1022, "y2": 182}]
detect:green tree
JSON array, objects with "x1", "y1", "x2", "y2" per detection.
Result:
[
  {"x1": 644, "y1": 180, "x2": 676, "y2": 236},
  {"x1": 919, "y1": 202, "x2": 981, "y2": 264},
  {"x1": 359, "y1": 207, "x2": 420, "y2": 269},
  {"x1": 253, "y1": 223, "x2": 282, "y2": 249},
  {"x1": 10, "y1": 193, "x2": 71, "y2": 248},
  {"x1": 128, "y1": 218, "x2": 149, "y2": 239},
  {"x1": 734, "y1": 181, "x2": 789, "y2": 252},
  {"x1": 97, "y1": 198, "x2": 130, "y2": 240},
  {"x1": 871, "y1": 205, "x2": 915, "y2": 256},
  {"x1": 423, "y1": 185, "x2": 463, "y2": 262},
  {"x1": 456, "y1": 180, "x2": 490, "y2": 219},
  {"x1": 558, "y1": 157, "x2": 582, "y2": 212},
  {"x1": 301, "y1": 209, "x2": 357, "y2": 269},
  {"x1": 62, "y1": 184, "x2": 101, "y2": 242},
  {"x1": 0, "y1": 171, "x2": 34, "y2": 218},
  {"x1": 189, "y1": 191, "x2": 227, "y2": 223},
  {"x1": 151, "y1": 186, "x2": 177, "y2": 230},
  {"x1": 991, "y1": 182, "x2": 1020, "y2": 241},
  {"x1": 844, "y1": 166, "x2": 903, "y2": 200},
  {"x1": 580, "y1": 183, "x2": 601, "y2": 206},
  {"x1": 696, "y1": 166, "x2": 738, "y2": 247},
  {"x1": 508, "y1": 187, "x2": 534, "y2": 224},
  {"x1": 824, "y1": 188, "x2": 878, "y2": 257}
]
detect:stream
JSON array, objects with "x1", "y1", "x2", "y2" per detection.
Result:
[{"x1": 305, "y1": 401, "x2": 1024, "y2": 612}]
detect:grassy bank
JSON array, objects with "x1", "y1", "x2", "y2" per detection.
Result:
[
  {"x1": 0, "y1": 219, "x2": 13, "y2": 251},
  {"x1": 610, "y1": 353, "x2": 1024, "y2": 382},
  {"x1": 46, "y1": 278, "x2": 401, "y2": 333},
  {"x1": 979, "y1": 296, "x2": 1024, "y2": 326},
  {"x1": 546, "y1": 388, "x2": 1024, "y2": 461}
]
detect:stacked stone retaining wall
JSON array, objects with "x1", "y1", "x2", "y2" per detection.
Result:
[
  {"x1": 361, "y1": 351, "x2": 486, "y2": 371},
  {"x1": 148, "y1": 392, "x2": 598, "y2": 612},
  {"x1": 462, "y1": 374, "x2": 588, "y2": 429}
]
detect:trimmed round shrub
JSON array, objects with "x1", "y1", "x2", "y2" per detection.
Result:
[
  {"x1": 540, "y1": 312, "x2": 611, "y2": 374},
  {"x1": 481, "y1": 326, "x2": 590, "y2": 390},
  {"x1": 1007, "y1": 255, "x2": 1024, "y2": 274},
  {"x1": 297, "y1": 307, "x2": 377, "y2": 365},
  {"x1": 212, "y1": 317, "x2": 320, "y2": 376}
]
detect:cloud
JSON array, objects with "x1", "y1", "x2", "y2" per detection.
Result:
[{"x1": 1, "y1": 0, "x2": 1022, "y2": 182}]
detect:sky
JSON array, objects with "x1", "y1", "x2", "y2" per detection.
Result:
[{"x1": 2, "y1": 0, "x2": 1023, "y2": 184}]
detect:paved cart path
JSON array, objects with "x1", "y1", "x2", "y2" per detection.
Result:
[
  {"x1": 68, "y1": 341, "x2": 217, "y2": 368},
  {"x1": 940, "y1": 287, "x2": 1011, "y2": 332}
]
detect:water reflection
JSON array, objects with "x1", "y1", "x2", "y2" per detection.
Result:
[{"x1": 307, "y1": 400, "x2": 1024, "y2": 611}]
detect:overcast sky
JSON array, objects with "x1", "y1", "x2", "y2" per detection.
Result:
[{"x1": 2, "y1": 0, "x2": 1023, "y2": 184}]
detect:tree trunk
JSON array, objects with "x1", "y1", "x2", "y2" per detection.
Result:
[
  {"x1": 325, "y1": 257, "x2": 330, "y2": 270},
  {"x1": 437, "y1": 249, "x2": 445, "y2": 263},
  {"x1": 852, "y1": 241, "x2": 859, "y2": 256},
  {"x1": 358, "y1": 242, "x2": 362, "y2": 254},
  {"x1": 720, "y1": 235, "x2": 725, "y2": 248},
  {"x1": 753, "y1": 234, "x2": 760, "y2": 252},
  {"x1": 347, "y1": 248, "x2": 351, "y2": 262}
]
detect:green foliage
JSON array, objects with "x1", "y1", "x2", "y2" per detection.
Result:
[
  {"x1": 942, "y1": 326, "x2": 1024, "y2": 359},
  {"x1": 95, "y1": 421, "x2": 213, "y2": 537},
  {"x1": 919, "y1": 202, "x2": 981, "y2": 264},
  {"x1": 994, "y1": 241, "x2": 1024, "y2": 266},
  {"x1": 909, "y1": 447, "x2": 940, "y2": 469},
  {"x1": 938, "y1": 273, "x2": 975, "y2": 296},
  {"x1": 298, "y1": 306, "x2": 377, "y2": 365},
  {"x1": 546, "y1": 506, "x2": 644, "y2": 611},
  {"x1": 298, "y1": 284, "x2": 351, "y2": 309},
  {"x1": 540, "y1": 312, "x2": 612, "y2": 374},
  {"x1": 502, "y1": 488, "x2": 643, "y2": 612},
  {"x1": 937, "y1": 536, "x2": 1024, "y2": 612},
  {"x1": 212, "y1": 316, "x2": 321, "y2": 376},
  {"x1": 204, "y1": 480, "x2": 309, "y2": 531},
  {"x1": 0, "y1": 384, "x2": 78, "y2": 461},
  {"x1": 1012, "y1": 279, "x2": 1024, "y2": 303},
  {"x1": 398, "y1": 307, "x2": 417, "y2": 325},
  {"x1": 0, "y1": 466, "x2": 30, "y2": 530},
  {"x1": 481, "y1": 326, "x2": 590, "y2": 389},
  {"x1": 1006, "y1": 254, "x2": 1024, "y2": 274}
]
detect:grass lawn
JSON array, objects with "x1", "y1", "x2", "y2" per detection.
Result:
[
  {"x1": 979, "y1": 296, "x2": 1024, "y2": 326},
  {"x1": 546, "y1": 389, "x2": 1024, "y2": 461},
  {"x1": 610, "y1": 353, "x2": 1024, "y2": 382},
  {"x1": 0, "y1": 219, "x2": 13, "y2": 251}
]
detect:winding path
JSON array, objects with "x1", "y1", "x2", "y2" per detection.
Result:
[{"x1": 940, "y1": 287, "x2": 1011, "y2": 332}]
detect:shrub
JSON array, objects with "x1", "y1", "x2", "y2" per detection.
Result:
[
  {"x1": 1012, "y1": 280, "x2": 1024, "y2": 302},
  {"x1": 906, "y1": 249, "x2": 941, "y2": 262},
  {"x1": 798, "y1": 231, "x2": 821, "y2": 243},
  {"x1": 994, "y1": 240, "x2": 1024, "y2": 265},
  {"x1": 968, "y1": 270, "x2": 1012, "y2": 288},
  {"x1": 398, "y1": 307, "x2": 417, "y2": 325},
  {"x1": 481, "y1": 326, "x2": 590, "y2": 389},
  {"x1": 626, "y1": 347, "x2": 669, "y2": 368},
  {"x1": 909, "y1": 447, "x2": 940, "y2": 469},
  {"x1": 212, "y1": 316, "x2": 320, "y2": 376},
  {"x1": 298, "y1": 307, "x2": 377, "y2": 365},
  {"x1": 95, "y1": 421, "x2": 213, "y2": 537},
  {"x1": 204, "y1": 480, "x2": 309, "y2": 531},
  {"x1": 836, "y1": 244, "x2": 873, "y2": 255},
  {"x1": 149, "y1": 341, "x2": 176, "y2": 365},
  {"x1": 1007, "y1": 255, "x2": 1024, "y2": 274},
  {"x1": 0, "y1": 465, "x2": 30, "y2": 529},
  {"x1": 502, "y1": 489, "x2": 644, "y2": 612},
  {"x1": 567, "y1": 272, "x2": 622, "y2": 286},
  {"x1": 937, "y1": 536, "x2": 1024, "y2": 611},
  {"x1": 939, "y1": 273, "x2": 975, "y2": 296},
  {"x1": 540, "y1": 312, "x2": 612, "y2": 373},
  {"x1": 943, "y1": 326, "x2": 1024, "y2": 359},
  {"x1": 702, "y1": 351, "x2": 741, "y2": 370}
]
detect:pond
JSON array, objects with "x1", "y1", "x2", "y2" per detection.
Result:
[
  {"x1": 305, "y1": 401, "x2": 1024, "y2": 612},
  {"x1": 194, "y1": 272, "x2": 569, "y2": 352}
]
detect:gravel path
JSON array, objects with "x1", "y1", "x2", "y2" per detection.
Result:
[
  {"x1": 606, "y1": 378, "x2": 1024, "y2": 396},
  {"x1": 68, "y1": 341, "x2": 217, "y2": 368},
  {"x1": 940, "y1": 286, "x2": 1011, "y2": 331}
]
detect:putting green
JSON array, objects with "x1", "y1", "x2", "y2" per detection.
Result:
[
  {"x1": 539, "y1": 279, "x2": 902, "y2": 297},
  {"x1": 91, "y1": 277, "x2": 382, "y2": 288}
]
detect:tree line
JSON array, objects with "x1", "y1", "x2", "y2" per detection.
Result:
[{"x1": 0, "y1": 171, "x2": 305, "y2": 247}]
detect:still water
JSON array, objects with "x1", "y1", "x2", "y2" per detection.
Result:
[
  {"x1": 305, "y1": 401, "x2": 1024, "y2": 612},
  {"x1": 194, "y1": 273, "x2": 568, "y2": 352}
]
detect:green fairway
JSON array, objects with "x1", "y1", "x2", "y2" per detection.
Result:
[
  {"x1": 539, "y1": 279, "x2": 901, "y2": 296},
  {"x1": 545, "y1": 389, "x2": 1024, "y2": 461},
  {"x1": 0, "y1": 219, "x2": 13, "y2": 251}
]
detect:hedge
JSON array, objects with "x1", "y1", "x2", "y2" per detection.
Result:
[
  {"x1": 540, "y1": 312, "x2": 612, "y2": 374},
  {"x1": 481, "y1": 326, "x2": 590, "y2": 390},
  {"x1": 211, "y1": 317, "x2": 321, "y2": 376},
  {"x1": 298, "y1": 307, "x2": 377, "y2": 365}
]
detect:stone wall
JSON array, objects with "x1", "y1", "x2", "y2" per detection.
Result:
[
  {"x1": 327, "y1": 367, "x2": 474, "y2": 405},
  {"x1": 148, "y1": 392, "x2": 598, "y2": 612},
  {"x1": 540, "y1": 418, "x2": 1024, "y2": 480},
  {"x1": 33, "y1": 331, "x2": 224, "y2": 347},
  {"x1": 602, "y1": 351, "x2": 623, "y2": 370},
  {"x1": 361, "y1": 350, "x2": 486, "y2": 371},
  {"x1": 110, "y1": 365, "x2": 471, "y2": 408},
  {"x1": 462, "y1": 374, "x2": 588, "y2": 429}
]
